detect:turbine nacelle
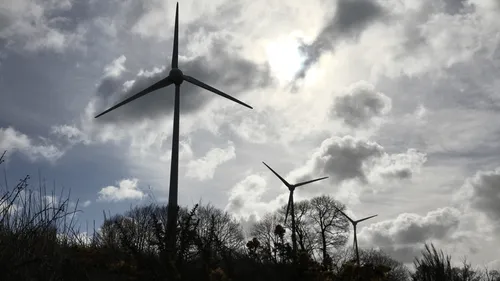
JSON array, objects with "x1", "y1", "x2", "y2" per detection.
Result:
[
  {"x1": 262, "y1": 161, "x2": 328, "y2": 224},
  {"x1": 169, "y1": 68, "x2": 184, "y2": 85},
  {"x1": 334, "y1": 206, "x2": 378, "y2": 226}
]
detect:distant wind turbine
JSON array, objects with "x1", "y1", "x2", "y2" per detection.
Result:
[
  {"x1": 262, "y1": 162, "x2": 328, "y2": 261},
  {"x1": 94, "y1": 2, "x2": 253, "y2": 257},
  {"x1": 334, "y1": 207, "x2": 377, "y2": 267}
]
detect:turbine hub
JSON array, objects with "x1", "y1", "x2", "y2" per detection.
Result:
[{"x1": 169, "y1": 68, "x2": 184, "y2": 85}]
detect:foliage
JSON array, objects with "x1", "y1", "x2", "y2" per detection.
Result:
[
  {"x1": 0, "y1": 150, "x2": 498, "y2": 281},
  {"x1": 411, "y1": 243, "x2": 484, "y2": 281}
]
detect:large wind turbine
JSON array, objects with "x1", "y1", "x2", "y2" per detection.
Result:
[
  {"x1": 334, "y1": 207, "x2": 377, "y2": 267},
  {"x1": 94, "y1": 3, "x2": 252, "y2": 256},
  {"x1": 262, "y1": 162, "x2": 328, "y2": 260}
]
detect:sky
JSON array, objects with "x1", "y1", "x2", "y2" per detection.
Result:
[{"x1": 1, "y1": 0, "x2": 500, "y2": 271}]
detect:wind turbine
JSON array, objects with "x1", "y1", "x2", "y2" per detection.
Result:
[
  {"x1": 94, "y1": 3, "x2": 253, "y2": 257},
  {"x1": 262, "y1": 162, "x2": 328, "y2": 261},
  {"x1": 334, "y1": 207, "x2": 377, "y2": 267}
]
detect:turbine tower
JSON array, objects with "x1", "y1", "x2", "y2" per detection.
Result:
[
  {"x1": 262, "y1": 162, "x2": 328, "y2": 261},
  {"x1": 334, "y1": 207, "x2": 377, "y2": 267},
  {"x1": 94, "y1": 3, "x2": 252, "y2": 258}
]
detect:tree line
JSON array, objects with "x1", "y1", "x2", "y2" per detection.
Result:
[{"x1": 1, "y1": 150, "x2": 499, "y2": 280}]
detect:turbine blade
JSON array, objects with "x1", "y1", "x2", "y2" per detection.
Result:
[
  {"x1": 171, "y1": 2, "x2": 179, "y2": 69},
  {"x1": 183, "y1": 75, "x2": 253, "y2": 109},
  {"x1": 334, "y1": 206, "x2": 355, "y2": 224},
  {"x1": 293, "y1": 176, "x2": 329, "y2": 188},
  {"x1": 95, "y1": 77, "x2": 173, "y2": 118},
  {"x1": 284, "y1": 192, "x2": 293, "y2": 224},
  {"x1": 262, "y1": 162, "x2": 291, "y2": 188},
  {"x1": 355, "y1": 214, "x2": 377, "y2": 224}
]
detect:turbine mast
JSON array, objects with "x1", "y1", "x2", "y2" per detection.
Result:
[
  {"x1": 165, "y1": 84, "x2": 181, "y2": 260},
  {"x1": 290, "y1": 189, "x2": 297, "y2": 262}
]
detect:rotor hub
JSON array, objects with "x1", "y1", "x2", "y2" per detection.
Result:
[{"x1": 169, "y1": 68, "x2": 184, "y2": 85}]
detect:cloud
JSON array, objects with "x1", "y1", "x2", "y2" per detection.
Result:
[
  {"x1": 373, "y1": 149, "x2": 427, "y2": 182},
  {"x1": 307, "y1": 136, "x2": 384, "y2": 183},
  {"x1": 91, "y1": 37, "x2": 272, "y2": 125},
  {"x1": 362, "y1": 207, "x2": 462, "y2": 245},
  {"x1": 51, "y1": 124, "x2": 90, "y2": 145},
  {"x1": 296, "y1": 0, "x2": 386, "y2": 80},
  {"x1": 81, "y1": 200, "x2": 92, "y2": 208},
  {"x1": 456, "y1": 167, "x2": 500, "y2": 226},
  {"x1": 0, "y1": 0, "x2": 89, "y2": 52},
  {"x1": 332, "y1": 80, "x2": 392, "y2": 128},
  {"x1": 103, "y1": 55, "x2": 127, "y2": 77},
  {"x1": 293, "y1": 135, "x2": 426, "y2": 186},
  {"x1": 185, "y1": 142, "x2": 236, "y2": 181},
  {"x1": 226, "y1": 174, "x2": 271, "y2": 217},
  {"x1": 487, "y1": 259, "x2": 500, "y2": 271},
  {"x1": 97, "y1": 178, "x2": 145, "y2": 202},
  {"x1": 0, "y1": 201, "x2": 18, "y2": 215},
  {"x1": 0, "y1": 126, "x2": 64, "y2": 162},
  {"x1": 358, "y1": 207, "x2": 463, "y2": 263}
]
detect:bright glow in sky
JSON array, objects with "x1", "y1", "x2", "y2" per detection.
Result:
[{"x1": 265, "y1": 34, "x2": 306, "y2": 84}]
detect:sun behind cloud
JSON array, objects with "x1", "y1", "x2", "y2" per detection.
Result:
[{"x1": 265, "y1": 32, "x2": 306, "y2": 84}]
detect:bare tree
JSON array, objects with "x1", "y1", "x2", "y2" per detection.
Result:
[
  {"x1": 277, "y1": 200, "x2": 316, "y2": 256},
  {"x1": 308, "y1": 195, "x2": 349, "y2": 265},
  {"x1": 195, "y1": 203, "x2": 244, "y2": 254},
  {"x1": 250, "y1": 212, "x2": 281, "y2": 263}
]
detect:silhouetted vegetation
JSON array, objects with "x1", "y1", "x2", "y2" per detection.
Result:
[{"x1": 1, "y1": 150, "x2": 498, "y2": 280}]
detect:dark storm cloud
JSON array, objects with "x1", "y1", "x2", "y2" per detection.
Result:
[
  {"x1": 0, "y1": 0, "x2": 95, "y2": 43},
  {"x1": 331, "y1": 81, "x2": 392, "y2": 128},
  {"x1": 307, "y1": 136, "x2": 384, "y2": 184},
  {"x1": 295, "y1": 0, "x2": 386, "y2": 80},
  {"x1": 93, "y1": 38, "x2": 273, "y2": 124},
  {"x1": 292, "y1": 137, "x2": 426, "y2": 188},
  {"x1": 462, "y1": 168, "x2": 500, "y2": 225},
  {"x1": 45, "y1": 0, "x2": 96, "y2": 32},
  {"x1": 441, "y1": 0, "x2": 468, "y2": 15}
]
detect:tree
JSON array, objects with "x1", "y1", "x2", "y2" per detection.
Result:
[
  {"x1": 194, "y1": 203, "x2": 244, "y2": 257},
  {"x1": 359, "y1": 249, "x2": 410, "y2": 281},
  {"x1": 485, "y1": 269, "x2": 500, "y2": 281},
  {"x1": 250, "y1": 212, "x2": 282, "y2": 263},
  {"x1": 277, "y1": 200, "x2": 316, "y2": 256},
  {"x1": 309, "y1": 195, "x2": 350, "y2": 266}
]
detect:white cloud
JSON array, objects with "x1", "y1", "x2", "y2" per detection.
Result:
[
  {"x1": 104, "y1": 55, "x2": 127, "y2": 77},
  {"x1": 0, "y1": 126, "x2": 64, "y2": 162},
  {"x1": 186, "y1": 142, "x2": 236, "y2": 181},
  {"x1": 360, "y1": 207, "x2": 462, "y2": 246},
  {"x1": 357, "y1": 206, "x2": 489, "y2": 264},
  {"x1": 97, "y1": 178, "x2": 145, "y2": 202},
  {"x1": 0, "y1": 201, "x2": 18, "y2": 215},
  {"x1": 81, "y1": 200, "x2": 92, "y2": 208},
  {"x1": 43, "y1": 195, "x2": 59, "y2": 208},
  {"x1": 372, "y1": 148, "x2": 427, "y2": 183},
  {"x1": 51, "y1": 124, "x2": 90, "y2": 145},
  {"x1": 226, "y1": 174, "x2": 271, "y2": 218}
]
